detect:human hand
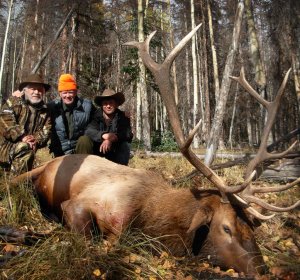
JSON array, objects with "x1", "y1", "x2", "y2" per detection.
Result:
[
  {"x1": 99, "y1": 139, "x2": 112, "y2": 154},
  {"x1": 22, "y1": 135, "x2": 37, "y2": 151},
  {"x1": 102, "y1": 133, "x2": 118, "y2": 142}
]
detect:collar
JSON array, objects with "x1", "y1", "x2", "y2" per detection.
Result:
[{"x1": 62, "y1": 96, "x2": 79, "y2": 112}]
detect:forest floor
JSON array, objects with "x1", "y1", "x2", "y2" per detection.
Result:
[{"x1": 0, "y1": 149, "x2": 299, "y2": 280}]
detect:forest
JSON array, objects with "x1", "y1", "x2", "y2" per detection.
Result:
[
  {"x1": 0, "y1": 0, "x2": 299, "y2": 279},
  {"x1": 0, "y1": 0, "x2": 299, "y2": 153}
]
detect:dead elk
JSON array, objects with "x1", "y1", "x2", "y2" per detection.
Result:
[{"x1": 12, "y1": 154, "x2": 265, "y2": 275}]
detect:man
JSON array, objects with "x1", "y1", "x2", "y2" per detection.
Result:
[
  {"x1": 48, "y1": 74, "x2": 94, "y2": 157},
  {"x1": 85, "y1": 89, "x2": 133, "y2": 165},
  {"x1": 0, "y1": 74, "x2": 51, "y2": 174}
]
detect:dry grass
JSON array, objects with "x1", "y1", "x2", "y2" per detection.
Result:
[{"x1": 0, "y1": 152, "x2": 299, "y2": 279}]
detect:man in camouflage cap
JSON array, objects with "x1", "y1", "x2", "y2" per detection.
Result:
[{"x1": 0, "y1": 74, "x2": 51, "y2": 174}]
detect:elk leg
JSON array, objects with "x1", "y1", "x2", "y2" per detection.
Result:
[{"x1": 61, "y1": 199, "x2": 94, "y2": 237}]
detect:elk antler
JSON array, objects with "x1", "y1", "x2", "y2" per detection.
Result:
[
  {"x1": 124, "y1": 25, "x2": 299, "y2": 219},
  {"x1": 229, "y1": 68, "x2": 300, "y2": 217},
  {"x1": 124, "y1": 24, "x2": 247, "y2": 194}
]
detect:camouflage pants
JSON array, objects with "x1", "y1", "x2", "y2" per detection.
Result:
[{"x1": 0, "y1": 142, "x2": 35, "y2": 175}]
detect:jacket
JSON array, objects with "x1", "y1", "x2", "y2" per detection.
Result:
[
  {"x1": 85, "y1": 108, "x2": 133, "y2": 145},
  {"x1": 48, "y1": 97, "x2": 93, "y2": 156},
  {"x1": 0, "y1": 97, "x2": 51, "y2": 163}
]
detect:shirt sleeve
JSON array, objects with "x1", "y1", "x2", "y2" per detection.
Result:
[
  {"x1": 85, "y1": 109, "x2": 106, "y2": 142},
  {"x1": 0, "y1": 104, "x2": 25, "y2": 142}
]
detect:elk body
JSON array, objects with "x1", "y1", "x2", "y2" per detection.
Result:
[{"x1": 13, "y1": 154, "x2": 265, "y2": 275}]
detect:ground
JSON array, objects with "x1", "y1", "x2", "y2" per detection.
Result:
[{"x1": 0, "y1": 149, "x2": 299, "y2": 280}]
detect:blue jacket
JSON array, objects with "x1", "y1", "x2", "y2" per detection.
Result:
[{"x1": 48, "y1": 97, "x2": 93, "y2": 156}]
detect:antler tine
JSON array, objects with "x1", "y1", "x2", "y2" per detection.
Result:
[
  {"x1": 245, "y1": 207, "x2": 275, "y2": 220},
  {"x1": 245, "y1": 196, "x2": 300, "y2": 212},
  {"x1": 276, "y1": 68, "x2": 292, "y2": 100},
  {"x1": 182, "y1": 119, "x2": 202, "y2": 151},
  {"x1": 123, "y1": 31, "x2": 159, "y2": 73},
  {"x1": 230, "y1": 67, "x2": 269, "y2": 108},
  {"x1": 165, "y1": 23, "x2": 202, "y2": 69},
  {"x1": 266, "y1": 140, "x2": 298, "y2": 160},
  {"x1": 251, "y1": 177, "x2": 300, "y2": 193}
]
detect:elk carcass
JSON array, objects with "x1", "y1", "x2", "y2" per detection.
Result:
[{"x1": 12, "y1": 154, "x2": 265, "y2": 275}]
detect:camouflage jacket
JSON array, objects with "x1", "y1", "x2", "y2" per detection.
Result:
[{"x1": 0, "y1": 97, "x2": 51, "y2": 163}]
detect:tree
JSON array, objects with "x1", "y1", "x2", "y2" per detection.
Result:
[
  {"x1": 205, "y1": 2, "x2": 244, "y2": 165},
  {"x1": 0, "y1": 0, "x2": 14, "y2": 106},
  {"x1": 137, "y1": 0, "x2": 151, "y2": 150}
]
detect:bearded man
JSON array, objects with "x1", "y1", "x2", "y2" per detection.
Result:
[{"x1": 0, "y1": 74, "x2": 51, "y2": 174}]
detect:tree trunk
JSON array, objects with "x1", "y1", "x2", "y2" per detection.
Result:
[
  {"x1": 0, "y1": 0, "x2": 14, "y2": 105},
  {"x1": 245, "y1": 0, "x2": 267, "y2": 144},
  {"x1": 207, "y1": 0, "x2": 220, "y2": 102},
  {"x1": 228, "y1": 83, "x2": 238, "y2": 149},
  {"x1": 200, "y1": 1, "x2": 210, "y2": 143},
  {"x1": 167, "y1": 0, "x2": 178, "y2": 105},
  {"x1": 137, "y1": 0, "x2": 151, "y2": 150},
  {"x1": 205, "y1": 2, "x2": 244, "y2": 166},
  {"x1": 184, "y1": 14, "x2": 191, "y2": 137},
  {"x1": 191, "y1": 0, "x2": 200, "y2": 148},
  {"x1": 31, "y1": 4, "x2": 75, "y2": 74}
]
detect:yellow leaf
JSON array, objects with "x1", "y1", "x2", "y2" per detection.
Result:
[
  {"x1": 130, "y1": 253, "x2": 140, "y2": 263},
  {"x1": 162, "y1": 260, "x2": 173, "y2": 269},
  {"x1": 263, "y1": 255, "x2": 269, "y2": 262},
  {"x1": 226, "y1": 268, "x2": 235, "y2": 275},
  {"x1": 93, "y1": 269, "x2": 101, "y2": 277},
  {"x1": 284, "y1": 239, "x2": 294, "y2": 248},
  {"x1": 135, "y1": 267, "x2": 141, "y2": 274},
  {"x1": 160, "y1": 251, "x2": 169, "y2": 258},
  {"x1": 149, "y1": 277, "x2": 157, "y2": 280},
  {"x1": 123, "y1": 256, "x2": 130, "y2": 263},
  {"x1": 203, "y1": 262, "x2": 210, "y2": 268}
]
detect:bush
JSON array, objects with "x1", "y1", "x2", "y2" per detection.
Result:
[{"x1": 152, "y1": 130, "x2": 178, "y2": 152}]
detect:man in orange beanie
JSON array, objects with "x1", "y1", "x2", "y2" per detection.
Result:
[{"x1": 47, "y1": 74, "x2": 95, "y2": 156}]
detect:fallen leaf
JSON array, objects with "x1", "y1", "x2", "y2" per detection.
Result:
[
  {"x1": 93, "y1": 269, "x2": 101, "y2": 277},
  {"x1": 160, "y1": 251, "x2": 169, "y2": 258},
  {"x1": 3, "y1": 244, "x2": 19, "y2": 253},
  {"x1": 226, "y1": 268, "x2": 235, "y2": 275},
  {"x1": 135, "y1": 267, "x2": 141, "y2": 274},
  {"x1": 263, "y1": 255, "x2": 269, "y2": 262}
]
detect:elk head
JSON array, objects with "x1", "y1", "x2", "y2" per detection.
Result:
[{"x1": 124, "y1": 23, "x2": 299, "y2": 274}]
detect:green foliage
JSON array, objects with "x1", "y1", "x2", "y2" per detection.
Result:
[{"x1": 152, "y1": 130, "x2": 178, "y2": 152}]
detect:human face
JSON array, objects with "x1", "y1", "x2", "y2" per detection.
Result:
[
  {"x1": 102, "y1": 98, "x2": 118, "y2": 116},
  {"x1": 59, "y1": 90, "x2": 77, "y2": 105},
  {"x1": 23, "y1": 83, "x2": 45, "y2": 104}
]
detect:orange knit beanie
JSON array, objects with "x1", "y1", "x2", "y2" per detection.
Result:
[{"x1": 58, "y1": 74, "x2": 77, "y2": 91}]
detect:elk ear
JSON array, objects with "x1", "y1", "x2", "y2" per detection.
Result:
[{"x1": 187, "y1": 209, "x2": 213, "y2": 233}]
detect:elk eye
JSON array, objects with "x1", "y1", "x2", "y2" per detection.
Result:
[{"x1": 223, "y1": 225, "x2": 231, "y2": 235}]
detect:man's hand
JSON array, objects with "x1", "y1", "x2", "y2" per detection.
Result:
[
  {"x1": 99, "y1": 139, "x2": 112, "y2": 154},
  {"x1": 22, "y1": 135, "x2": 37, "y2": 151},
  {"x1": 102, "y1": 133, "x2": 118, "y2": 142}
]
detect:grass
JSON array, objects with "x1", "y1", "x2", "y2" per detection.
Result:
[{"x1": 0, "y1": 152, "x2": 299, "y2": 279}]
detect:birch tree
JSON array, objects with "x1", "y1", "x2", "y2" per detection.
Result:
[
  {"x1": 205, "y1": 2, "x2": 244, "y2": 165},
  {"x1": 0, "y1": 0, "x2": 14, "y2": 105},
  {"x1": 137, "y1": 0, "x2": 151, "y2": 150},
  {"x1": 245, "y1": 0, "x2": 266, "y2": 144},
  {"x1": 190, "y1": 0, "x2": 200, "y2": 148}
]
